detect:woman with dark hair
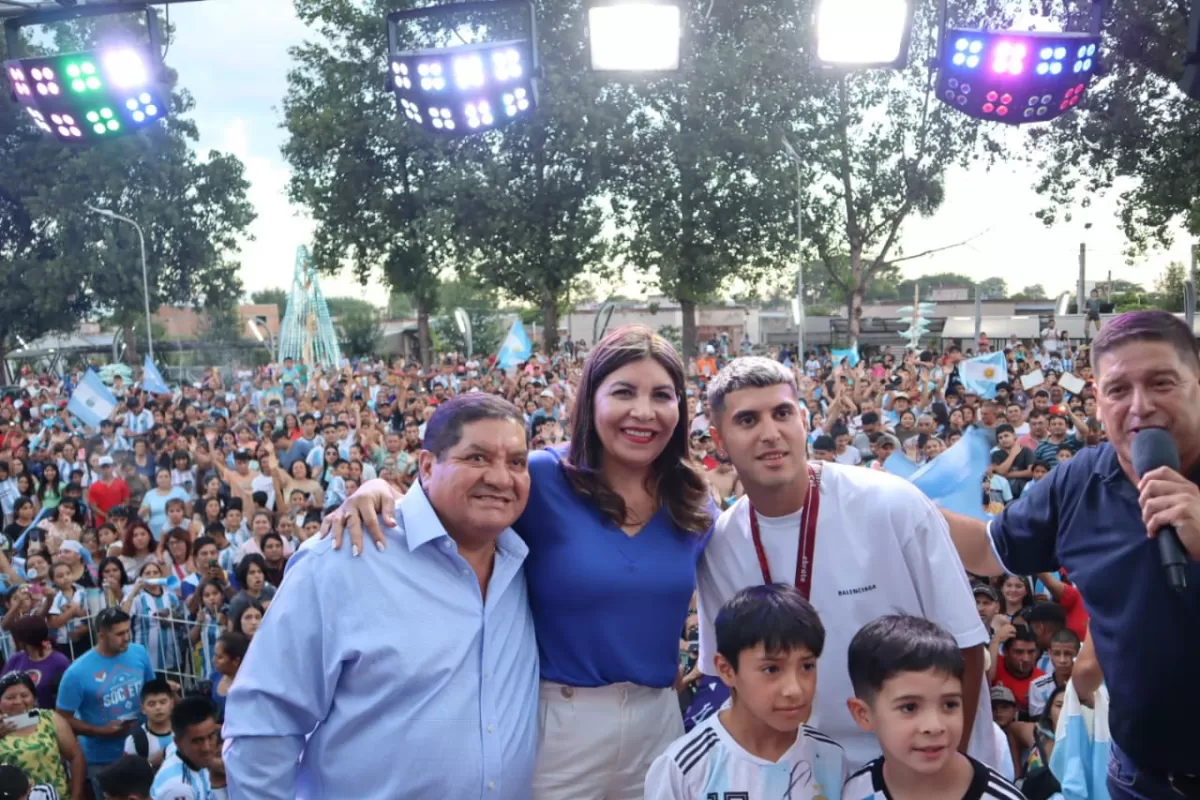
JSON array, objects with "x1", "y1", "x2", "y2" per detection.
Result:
[
  {"x1": 230, "y1": 598, "x2": 264, "y2": 638},
  {"x1": 35, "y1": 463, "x2": 62, "y2": 512},
  {"x1": 999, "y1": 574, "x2": 1035, "y2": 621},
  {"x1": 329, "y1": 324, "x2": 716, "y2": 798},
  {"x1": 229, "y1": 554, "x2": 276, "y2": 623},
  {"x1": 117, "y1": 521, "x2": 157, "y2": 578},
  {"x1": 1, "y1": 616, "x2": 70, "y2": 709},
  {"x1": 97, "y1": 556, "x2": 131, "y2": 609},
  {"x1": 0, "y1": 671, "x2": 84, "y2": 798}
]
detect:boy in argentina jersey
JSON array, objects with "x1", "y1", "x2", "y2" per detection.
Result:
[
  {"x1": 645, "y1": 584, "x2": 847, "y2": 800},
  {"x1": 842, "y1": 616, "x2": 1024, "y2": 800}
]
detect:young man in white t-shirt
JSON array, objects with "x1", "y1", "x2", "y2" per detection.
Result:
[{"x1": 697, "y1": 357, "x2": 998, "y2": 772}]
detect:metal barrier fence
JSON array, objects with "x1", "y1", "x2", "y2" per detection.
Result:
[{"x1": 4, "y1": 601, "x2": 222, "y2": 695}]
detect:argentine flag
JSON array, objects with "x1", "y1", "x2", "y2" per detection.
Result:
[
  {"x1": 496, "y1": 320, "x2": 532, "y2": 369},
  {"x1": 886, "y1": 428, "x2": 993, "y2": 521},
  {"x1": 959, "y1": 351, "x2": 1008, "y2": 399},
  {"x1": 67, "y1": 369, "x2": 118, "y2": 429},
  {"x1": 831, "y1": 343, "x2": 860, "y2": 367},
  {"x1": 143, "y1": 355, "x2": 171, "y2": 395}
]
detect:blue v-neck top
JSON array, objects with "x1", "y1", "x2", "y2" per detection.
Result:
[{"x1": 514, "y1": 446, "x2": 714, "y2": 688}]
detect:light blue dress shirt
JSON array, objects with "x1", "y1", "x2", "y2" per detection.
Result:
[{"x1": 221, "y1": 483, "x2": 539, "y2": 800}]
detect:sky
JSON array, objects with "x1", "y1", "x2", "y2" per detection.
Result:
[{"x1": 164, "y1": 0, "x2": 1197, "y2": 310}]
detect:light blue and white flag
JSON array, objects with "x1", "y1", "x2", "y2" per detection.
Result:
[
  {"x1": 142, "y1": 355, "x2": 171, "y2": 395},
  {"x1": 67, "y1": 369, "x2": 117, "y2": 429},
  {"x1": 496, "y1": 320, "x2": 532, "y2": 369},
  {"x1": 959, "y1": 351, "x2": 1008, "y2": 399},
  {"x1": 887, "y1": 428, "x2": 993, "y2": 521},
  {"x1": 830, "y1": 343, "x2": 860, "y2": 368},
  {"x1": 1051, "y1": 681, "x2": 1111, "y2": 800}
]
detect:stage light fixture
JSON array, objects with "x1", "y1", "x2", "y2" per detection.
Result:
[
  {"x1": 585, "y1": 0, "x2": 681, "y2": 73},
  {"x1": 936, "y1": 27, "x2": 1101, "y2": 125},
  {"x1": 387, "y1": 1, "x2": 540, "y2": 136},
  {"x1": 3, "y1": 3, "x2": 170, "y2": 143},
  {"x1": 815, "y1": 0, "x2": 916, "y2": 69}
]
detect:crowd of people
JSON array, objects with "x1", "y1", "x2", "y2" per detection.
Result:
[{"x1": 0, "y1": 307, "x2": 1195, "y2": 800}]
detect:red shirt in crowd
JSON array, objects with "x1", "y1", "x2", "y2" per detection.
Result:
[
  {"x1": 88, "y1": 478, "x2": 130, "y2": 524},
  {"x1": 1059, "y1": 582, "x2": 1090, "y2": 640},
  {"x1": 994, "y1": 656, "x2": 1045, "y2": 712}
]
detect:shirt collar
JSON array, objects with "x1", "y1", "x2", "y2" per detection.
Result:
[{"x1": 398, "y1": 482, "x2": 528, "y2": 560}]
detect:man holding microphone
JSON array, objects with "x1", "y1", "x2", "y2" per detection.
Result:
[{"x1": 944, "y1": 310, "x2": 1200, "y2": 800}]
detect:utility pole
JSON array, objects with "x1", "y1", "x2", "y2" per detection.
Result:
[
  {"x1": 1077, "y1": 242, "x2": 1087, "y2": 316},
  {"x1": 974, "y1": 283, "x2": 982, "y2": 352},
  {"x1": 1187, "y1": 243, "x2": 1198, "y2": 332}
]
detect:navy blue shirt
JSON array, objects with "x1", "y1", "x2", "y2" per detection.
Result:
[
  {"x1": 990, "y1": 443, "x2": 1200, "y2": 773},
  {"x1": 515, "y1": 447, "x2": 714, "y2": 688}
]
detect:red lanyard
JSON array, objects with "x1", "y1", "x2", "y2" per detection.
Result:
[{"x1": 747, "y1": 464, "x2": 822, "y2": 600}]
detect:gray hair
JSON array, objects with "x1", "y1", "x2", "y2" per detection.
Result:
[{"x1": 706, "y1": 357, "x2": 797, "y2": 415}]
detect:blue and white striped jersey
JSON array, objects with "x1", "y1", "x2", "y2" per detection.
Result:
[
  {"x1": 48, "y1": 585, "x2": 87, "y2": 645},
  {"x1": 842, "y1": 755, "x2": 1024, "y2": 800},
  {"x1": 131, "y1": 589, "x2": 183, "y2": 670},
  {"x1": 151, "y1": 749, "x2": 216, "y2": 800},
  {"x1": 645, "y1": 713, "x2": 847, "y2": 800}
]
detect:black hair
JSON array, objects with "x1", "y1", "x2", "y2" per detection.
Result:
[
  {"x1": 141, "y1": 678, "x2": 172, "y2": 701},
  {"x1": 192, "y1": 535, "x2": 218, "y2": 555},
  {"x1": 217, "y1": 631, "x2": 250, "y2": 662},
  {"x1": 1032, "y1": 461, "x2": 1053, "y2": 472},
  {"x1": 812, "y1": 434, "x2": 836, "y2": 451},
  {"x1": 422, "y1": 393, "x2": 525, "y2": 460},
  {"x1": 990, "y1": 450, "x2": 1009, "y2": 466},
  {"x1": 251, "y1": 490, "x2": 268, "y2": 507},
  {"x1": 8, "y1": 616, "x2": 50, "y2": 648},
  {"x1": 715, "y1": 584, "x2": 825, "y2": 670},
  {"x1": 1049, "y1": 628, "x2": 1082, "y2": 650},
  {"x1": 96, "y1": 607, "x2": 131, "y2": 632},
  {"x1": 170, "y1": 696, "x2": 217, "y2": 736},
  {"x1": 232, "y1": 599, "x2": 265, "y2": 636},
  {"x1": 1008, "y1": 626, "x2": 1039, "y2": 646},
  {"x1": 995, "y1": 423, "x2": 1015, "y2": 437},
  {"x1": 235, "y1": 553, "x2": 267, "y2": 588},
  {"x1": 225, "y1": 497, "x2": 243, "y2": 513},
  {"x1": 847, "y1": 615, "x2": 965, "y2": 703},
  {"x1": 98, "y1": 755, "x2": 155, "y2": 797},
  {"x1": 0, "y1": 764, "x2": 29, "y2": 798},
  {"x1": 1024, "y1": 602, "x2": 1067, "y2": 626}
]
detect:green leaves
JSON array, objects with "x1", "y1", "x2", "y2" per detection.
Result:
[{"x1": 0, "y1": 40, "x2": 254, "y2": 356}]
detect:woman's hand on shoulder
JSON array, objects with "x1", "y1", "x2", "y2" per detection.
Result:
[{"x1": 318, "y1": 478, "x2": 398, "y2": 556}]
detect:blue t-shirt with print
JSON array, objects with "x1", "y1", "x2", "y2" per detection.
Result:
[{"x1": 56, "y1": 643, "x2": 156, "y2": 765}]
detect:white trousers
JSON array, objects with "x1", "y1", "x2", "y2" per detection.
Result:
[{"x1": 533, "y1": 680, "x2": 683, "y2": 800}]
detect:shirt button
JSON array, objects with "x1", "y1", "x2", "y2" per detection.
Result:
[
  {"x1": 487, "y1": 723, "x2": 495, "y2": 733},
  {"x1": 461, "y1": 568, "x2": 470, "y2": 576},
  {"x1": 488, "y1": 781, "x2": 496, "y2": 791},
  {"x1": 442, "y1": 541, "x2": 453, "y2": 549},
  {"x1": 483, "y1": 671, "x2": 490, "y2": 678}
]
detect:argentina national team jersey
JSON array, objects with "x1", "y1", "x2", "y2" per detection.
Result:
[
  {"x1": 151, "y1": 750, "x2": 220, "y2": 800},
  {"x1": 842, "y1": 755, "x2": 1023, "y2": 800},
  {"x1": 644, "y1": 714, "x2": 847, "y2": 800}
]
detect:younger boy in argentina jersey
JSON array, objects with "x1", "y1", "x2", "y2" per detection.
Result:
[
  {"x1": 842, "y1": 616, "x2": 1024, "y2": 800},
  {"x1": 645, "y1": 584, "x2": 847, "y2": 800}
]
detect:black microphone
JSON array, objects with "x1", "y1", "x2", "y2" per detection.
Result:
[{"x1": 1131, "y1": 428, "x2": 1189, "y2": 592}]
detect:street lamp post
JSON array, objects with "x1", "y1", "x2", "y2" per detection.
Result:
[
  {"x1": 781, "y1": 136, "x2": 805, "y2": 361},
  {"x1": 86, "y1": 205, "x2": 154, "y2": 362}
]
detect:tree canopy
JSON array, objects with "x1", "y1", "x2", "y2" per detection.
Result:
[
  {"x1": 1030, "y1": 0, "x2": 1199, "y2": 252},
  {"x1": 1, "y1": 38, "x2": 254, "y2": 365}
]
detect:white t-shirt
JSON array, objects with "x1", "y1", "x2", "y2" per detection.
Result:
[
  {"x1": 834, "y1": 448, "x2": 862, "y2": 467},
  {"x1": 697, "y1": 464, "x2": 996, "y2": 771},
  {"x1": 644, "y1": 714, "x2": 847, "y2": 800}
]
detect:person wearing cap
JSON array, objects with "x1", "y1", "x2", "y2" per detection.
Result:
[
  {"x1": 973, "y1": 583, "x2": 1001, "y2": 631},
  {"x1": 528, "y1": 389, "x2": 559, "y2": 436},
  {"x1": 989, "y1": 684, "x2": 1018, "y2": 732},
  {"x1": 946, "y1": 311, "x2": 1200, "y2": 799},
  {"x1": 87, "y1": 457, "x2": 130, "y2": 527},
  {"x1": 866, "y1": 432, "x2": 900, "y2": 471}
]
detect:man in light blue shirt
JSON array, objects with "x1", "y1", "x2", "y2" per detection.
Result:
[{"x1": 223, "y1": 393, "x2": 539, "y2": 800}]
